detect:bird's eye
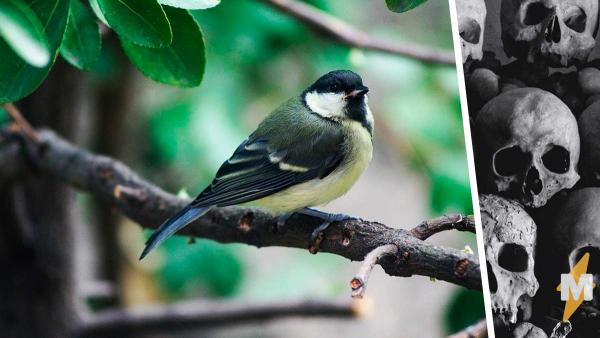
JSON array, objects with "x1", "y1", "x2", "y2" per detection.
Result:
[{"x1": 329, "y1": 84, "x2": 339, "y2": 92}]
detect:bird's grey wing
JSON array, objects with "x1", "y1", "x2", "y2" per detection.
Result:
[{"x1": 191, "y1": 133, "x2": 344, "y2": 208}]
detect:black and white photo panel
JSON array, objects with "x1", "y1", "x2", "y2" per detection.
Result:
[{"x1": 457, "y1": 0, "x2": 600, "y2": 337}]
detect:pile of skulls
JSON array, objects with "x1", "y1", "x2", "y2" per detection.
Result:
[{"x1": 459, "y1": 0, "x2": 600, "y2": 337}]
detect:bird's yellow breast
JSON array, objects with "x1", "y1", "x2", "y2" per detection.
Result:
[{"x1": 253, "y1": 120, "x2": 373, "y2": 213}]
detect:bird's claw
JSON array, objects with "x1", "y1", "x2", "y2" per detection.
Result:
[
  {"x1": 304, "y1": 210, "x2": 358, "y2": 254},
  {"x1": 308, "y1": 222, "x2": 330, "y2": 254},
  {"x1": 274, "y1": 212, "x2": 294, "y2": 234},
  {"x1": 278, "y1": 208, "x2": 359, "y2": 254}
]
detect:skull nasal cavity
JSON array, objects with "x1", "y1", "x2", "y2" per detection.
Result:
[
  {"x1": 498, "y1": 243, "x2": 529, "y2": 272},
  {"x1": 525, "y1": 167, "x2": 543, "y2": 195},
  {"x1": 487, "y1": 261, "x2": 498, "y2": 293},
  {"x1": 545, "y1": 16, "x2": 561, "y2": 43},
  {"x1": 494, "y1": 146, "x2": 530, "y2": 176},
  {"x1": 542, "y1": 145, "x2": 570, "y2": 174},
  {"x1": 524, "y1": 3, "x2": 551, "y2": 25},
  {"x1": 460, "y1": 19, "x2": 481, "y2": 44}
]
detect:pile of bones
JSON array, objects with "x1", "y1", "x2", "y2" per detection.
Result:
[{"x1": 458, "y1": 0, "x2": 600, "y2": 337}]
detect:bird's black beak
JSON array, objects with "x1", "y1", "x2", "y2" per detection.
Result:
[{"x1": 344, "y1": 85, "x2": 369, "y2": 99}]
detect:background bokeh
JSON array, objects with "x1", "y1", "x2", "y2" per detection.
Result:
[{"x1": 14, "y1": 0, "x2": 484, "y2": 337}]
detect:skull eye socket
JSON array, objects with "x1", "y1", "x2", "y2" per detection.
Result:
[
  {"x1": 487, "y1": 261, "x2": 498, "y2": 294},
  {"x1": 564, "y1": 6, "x2": 587, "y2": 33},
  {"x1": 493, "y1": 146, "x2": 531, "y2": 176},
  {"x1": 497, "y1": 243, "x2": 529, "y2": 272},
  {"x1": 542, "y1": 145, "x2": 570, "y2": 174},
  {"x1": 459, "y1": 19, "x2": 481, "y2": 44},
  {"x1": 524, "y1": 2, "x2": 552, "y2": 26}
]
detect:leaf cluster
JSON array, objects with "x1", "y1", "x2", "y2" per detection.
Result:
[{"x1": 0, "y1": 0, "x2": 218, "y2": 104}]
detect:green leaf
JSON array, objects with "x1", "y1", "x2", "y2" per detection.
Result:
[
  {"x1": 122, "y1": 7, "x2": 205, "y2": 87},
  {"x1": 60, "y1": 0, "x2": 101, "y2": 70},
  {"x1": 88, "y1": 0, "x2": 110, "y2": 27},
  {"x1": 96, "y1": 0, "x2": 172, "y2": 47},
  {"x1": 385, "y1": 0, "x2": 428, "y2": 12},
  {"x1": 0, "y1": 0, "x2": 50, "y2": 67},
  {"x1": 0, "y1": 0, "x2": 69, "y2": 104},
  {"x1": 158, "y1": 0, "x2": 220, "y2": 10}
]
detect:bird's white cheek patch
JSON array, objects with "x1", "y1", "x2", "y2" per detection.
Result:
[
  {"x1": 305, "y1": 91, "x2": 346, "y2": 119},
  {"x1": 365, "y1": 99, "x2": 374, "y2": 129}
]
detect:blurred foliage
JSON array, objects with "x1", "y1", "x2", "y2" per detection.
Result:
[
  {"x1": 129, "y1": 2, "x2": 481, "y2": 331},
  {"x1": 384, "y1": 64, "x2": 472, "y2": 215},
  {"x1": 444, "y1": 288, "x2": 486, "y2": 334},
  {"x1": 156, "y1": 237, "x2": 243, "y2": 298},
  {"x1": 386, "y1": 0, "x2": 429, "y2": 13}
]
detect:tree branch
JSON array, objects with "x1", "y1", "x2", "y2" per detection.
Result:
[
  {"x1": 2, "y1": 104, "x2": 38, "y2": 142},
  {"x1": 0, "y1": 128, "x2": 481, "y2": 290},
  {"x1": 410, "y1": 214, "x2": 476, "y2": 240},
  {"x1": 258, "y1": 0, "x2": 455, "y2": 66},
  {"x1": 446, "y1": 319, "x2": 488, "y2": 338},
  {"x1": 350, "y1": 244, "x2": 398, "y2": 298},
  {"x1": 76, "y1": 298, "x2": 360, "y2": 337}
]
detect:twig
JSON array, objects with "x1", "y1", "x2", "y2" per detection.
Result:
[
  {"x1": 0, "y1": 128, "x2": 482, "y2": 290},
  {"x1": 446, "y1": 319, "x2": 487, "y2": 338},
  {"x1": 410, "y1": 214, "x2": 476, "y2": 240},
  {"x1": 350, "y1": 244, "x2": 398, "y2": 298},
  {"x1": 76, "y1": 298, "x2": 359, "y2": 337},
  {"x1": 2, "y1": 104, "x2": 38, "y2": 142},
  {"x1": 259, "y1": 0, "x2": 455, "y2": 66}
]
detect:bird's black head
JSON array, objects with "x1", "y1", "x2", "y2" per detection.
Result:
[
  {"x1": 302, "y1": 70, "x2": 372, "y2": 134},
  {"x1": 305, "y1": 70, "x2": 368, "y2": 96}
]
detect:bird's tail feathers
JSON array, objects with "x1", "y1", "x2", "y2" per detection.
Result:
[{"x1": 139, "y1": 205, "x2": 209, "y2": 260}]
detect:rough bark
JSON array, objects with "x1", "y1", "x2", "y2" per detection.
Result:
[{"x1": 0, "y1": 128, "x2": 482, "y2": 290}]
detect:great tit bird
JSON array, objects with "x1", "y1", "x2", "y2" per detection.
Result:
[{"x1": 140, "y1": 70, "x2": 373, "y2": 259}]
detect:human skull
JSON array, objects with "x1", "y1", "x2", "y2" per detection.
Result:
[
  {"x1": 501, "y1": 0, "x2": 599, "y2": 67},
  {"x1": 578, "y1": 101, "x2": 600, "y2": 184},
  {"x1": 551, "y1": 188, "x2": 600, "y2": 311},
  {"x1": 475, "y1": 88, "x2": 580, "y2": 208},
  {"x1": 481, "y1": 194, "x2": 539, "y2": 327},
  {"x1": 511, "y1": 322, "x2": 548, "y2": 338},
  {"x1": 457, "y1": 0, "x2": 486, "y2": 63}
]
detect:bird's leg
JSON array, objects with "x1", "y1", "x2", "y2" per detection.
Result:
[
  {"x1": 298, "y1": 207, "x2": 359, "y2": 223},
  {"x1": 297, "y1": 208, "x2": 360, "y2": 254},
  {"x1": 274, "y1": 212, "x2": 294, "y2": 233}
]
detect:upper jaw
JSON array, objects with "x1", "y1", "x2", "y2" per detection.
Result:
[{"x1": 343, "y1": 85, "x2": 369, "y2": 100}]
